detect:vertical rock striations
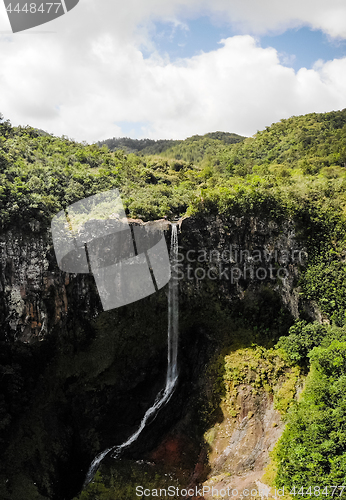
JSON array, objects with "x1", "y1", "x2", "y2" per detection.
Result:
[{"x1": 0, "y1": 215, "x2": 316, "y2": 499}]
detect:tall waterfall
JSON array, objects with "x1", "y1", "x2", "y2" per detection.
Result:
[
  {"x1": 84, "y1": 224, "x2": 179, "y2": 487},
  {"x1": 167, "y1": 223, "x2": 179, "y2": 385}
]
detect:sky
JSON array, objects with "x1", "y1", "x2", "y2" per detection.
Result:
[{"x1": 0, "y1": 0, "x2": 346, "y2": 143}]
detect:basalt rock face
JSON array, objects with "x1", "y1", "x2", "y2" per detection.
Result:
[
  {"x1": 0, "y1": 215, "x2": 315, "y2": 500},
  {"x1": 178, "y1": 216, "x2": 308, "y2": 321},
  {"x1": 0, "y1": 227, "x2": 100, "y2": 343}
]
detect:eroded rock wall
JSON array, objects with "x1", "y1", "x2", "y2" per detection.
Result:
[{"x1": 0, "y1": 215, "x2": 315, "y2": 500}]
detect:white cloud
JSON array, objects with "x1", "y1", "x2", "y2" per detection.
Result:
[
  {"x1": 204, "y1": 0, "x2": 346, "y2": 38},
  {"x1": 0, "y1": 0, "x2": 346, "y2": 141}
]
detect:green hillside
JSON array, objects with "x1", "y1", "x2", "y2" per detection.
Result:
[
  {"x1": 2, "y1": 107, "x2": 346, "y2": 330},
  {"x1": 97, "y1": 131, "x2": 245, "y2": 158},
  {"x1": 2, "y1": 109, "x2": 346, "y2": 229},
  {"x1": 156, "y1": 131, "x2": 246, "y2": 162},
  {"x1": 2, "y1": 108, "x2": 346, "y2": 496},
  {"x1": 96, "y1": 137, "x2": 180, "y2": 155}
]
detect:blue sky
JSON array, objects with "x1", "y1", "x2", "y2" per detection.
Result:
[
  {"x1": 143, "y1": 16, "x2": 233, "y2": 61},
  {"x1": 147, "y1": 17, "x2": 346, "y2": 72},
  {"x1": 261, "y1": 27, "x2": 346, "y2": 71},
  {"x1": 0, "y1": 0, "x2": 346, "y2": 141},
  {"x1": 116, "y1": 121, "x2": 150, "y2": 139}
]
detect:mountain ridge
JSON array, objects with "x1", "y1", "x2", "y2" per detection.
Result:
[{"x1": 97, "y1": 131, "x2": 246, "y2": 156}]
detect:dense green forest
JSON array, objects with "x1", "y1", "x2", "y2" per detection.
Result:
[
  {"x1": 2, "y1": 109, "x2": 346, "y2": 228},
  {"x1": 274, "y1": 322, "x2": 346, "y2": 493},
  {"x1": 2, "y1": 108, "x2": 346, "y2": 496},
  {"x1": 96, "y1": 137, "x2": 181, "y2": 155},
  {"x1": 97, "y1": 131, "x2": 245, "y2": 156}
]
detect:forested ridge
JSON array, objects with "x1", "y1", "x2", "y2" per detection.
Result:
[
  {"x1": 1, "y1": 109, "x2": 346, "y2": 227},
  {"x1": 97, "y1": 131, "x2": 245, "y2": 156},
  {"x1": 2, "y1": 108, "x2": 346, "y2": 497}
]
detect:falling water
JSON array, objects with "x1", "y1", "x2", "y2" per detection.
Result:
[
  {"x1": 167, "y1": 223, "x2": 179, "y2": 384},
  {"x1": 84, "y1": 224, "x2": 179, "y2": 487}
]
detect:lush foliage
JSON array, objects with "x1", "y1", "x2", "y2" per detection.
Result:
[
  {"x1": 1, "y1": 110, "x2": 346, "y2": 234},
  {"x1": 2, "y1": 109, "x2": 346, "y2": 495},
  {"x1": 222, "y1": 345, "x2": 299, "y2": 416},
  {"x1": 2, "y1": 107, "x2": 346, "y2": 326},
  {"x1": 0, "y1": 121, "x2": 194, "y2": 226},
  {"x1": 97, "y1": 131, "x2": 244, "y2": 156},
  {"x1": 158, "y1": 132, "x2": 245, "y2": 163},
  {"x1": 97, "y1": 136, "x2": 180, "y2": 155},
  {"x1": 276, "y1": 321, "x2": 330, "y2": 366},
  {"x1": 274, "y1": 324, "x2": 346, "y2": 495}
]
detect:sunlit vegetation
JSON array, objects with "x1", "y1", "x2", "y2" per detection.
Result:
[
  {"x1": 2, "y1": 108, "x2": 346, "y2": 325},
  {"x1": 1, "y1": 110, "x2": 346, "y2": 230},
  {"x1": 273, "y1": 322, "x2": 346, "y2": 494},
  {"x1": 2, "y1": 108, "x2": 346, "y2": 494}
]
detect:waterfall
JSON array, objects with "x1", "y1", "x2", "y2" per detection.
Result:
[
  {"x1": 84, "y1": 224, "x2": 179, "y2": 487},
  {"x1": 167, "y1": 223, "x2": 179, "y2": 385}
]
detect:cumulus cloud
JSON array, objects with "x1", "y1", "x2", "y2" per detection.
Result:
[
  {"x1": 0, "y1": 0, "x2": 345, "y2": 141},
  {"x1": 206, "y1": 0, "x2": 346, "y2": 38}
]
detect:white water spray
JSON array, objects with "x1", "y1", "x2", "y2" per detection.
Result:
[{"x1": 84, "y1": 224, "x2": 179, "y2": 487}]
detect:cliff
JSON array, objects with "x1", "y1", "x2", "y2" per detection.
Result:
[{"x1": 0, "y1": 215, "x2": 314, "y2": 500}]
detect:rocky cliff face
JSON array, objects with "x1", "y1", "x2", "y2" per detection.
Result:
[
  {"x1": 0, "y1": 215, "x2": 309, "y2": 344},
  {"x1": 0, "y1": 226, "x2": 96, "y2": 343},
  {"x1": 178, "y1": 215, "x2": 307, "y2": 318},
  {"x1": 0, "y1": 215, "x2": 314, "y2": 500}
]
